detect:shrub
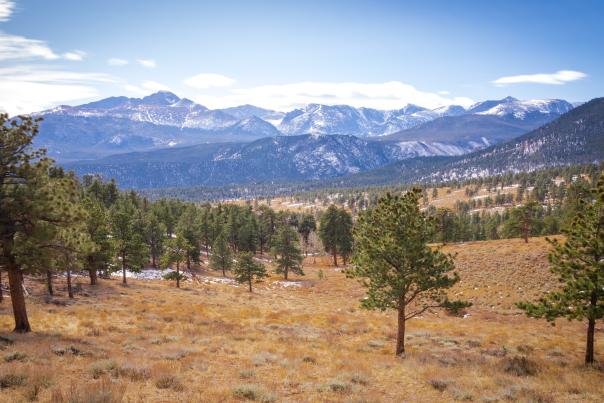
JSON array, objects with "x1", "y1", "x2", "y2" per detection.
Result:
[
  {"x1": 155, "y1": 374, "x2": 182, "y2": 391},
  {"x1": 429, "y1": 379, "x2": 449, "y2": 392},
  {"x1": 232, "y1": 384, "x2": 275, "y2": 402},
  {"x1": 89, "y1": 360, "x2": 118, "y2": 379},
  {"x1": 326, "y1": 379, "x2": 351, "y2": 393},
  {"x1": 0, "y1": 372, "x2": 27, "y2": 388},
  {"x1": 4, "y1": 351, "x2": 28, "y2": 362},
  {"x1": 502, "y1": 356, "x2": 539, "y2": 376},
  {"x1": 302, "y1": 356, "x2": 316, "y2": 364}
]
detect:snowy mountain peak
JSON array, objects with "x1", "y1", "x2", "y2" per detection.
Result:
[{"x1": 141, "y1": 91, "x2": 181, "y2": 106}]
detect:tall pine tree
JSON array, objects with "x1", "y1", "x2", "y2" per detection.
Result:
[
  {"x1": 348, "y1": 190, "x2": 469, "y2": 356},
  {"x1": 518, "y1": 174, "x2": 604, "y2": 364}
]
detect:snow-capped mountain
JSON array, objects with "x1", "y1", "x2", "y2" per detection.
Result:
[
  {"x1": 31, "y1": 91, "x2": 577, "y2": 163},
  {"x1": 277, "y1": 103, "x2": 463, "y2": 137},
  {"x1": 42, "y1": 91, "x2": 239, "y2": 130},
  {"x1": 472, "y1": 97, "x2": 573, "y2": 120}
]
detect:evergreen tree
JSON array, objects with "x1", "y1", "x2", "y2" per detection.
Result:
[
  {"x1": 272, "y1": 224, "x2": 304, "y2": 280},
  {"x1": 143, "y1": 211, "x2": 165, "y2": 269},
  {"x1": 176, "y1": 205, "x2": 202, "y2": 269},
  {"x1": 517, "y1": 174, "x2": 604, "y2": 364},
  {"x1": 319, "y1": 205, "x2": 352, "y2": 266},
  {"x1": 0, "y1": 115, "x2": 85, "y2": 332},
  {"x1": 161, "y1": 236, "x2": 190, "y2": 288},
  {"x1": 233, "y1": 252, "x2": 267, "y2": 292},
  {"x1": 83, "y1": 197, "x2": 113, "y2": 284},
  {"x1": 348, "y1": 190, "x2": 469, "y2": 356},
  {"x1": 298, "y1": 214, "x2": 316, "y2": 256},
  {"x1": 503, "y1": 201, "x2": 542, "y2": 242},
  {"x1": 110, "y1": 198, "x2": 148, "y2": 285},
  {"x1": 209, "y1": 229, "x2": 233, "y2": 276}
]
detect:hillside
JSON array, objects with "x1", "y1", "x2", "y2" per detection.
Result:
[
  {"x1": 65, "y1": 135, "x2": 407, "y2": 188},
  {"x1": 335, "y1": 97, "x2": 604, "y2": 186},
  {"x1": 1, "y1": 238, "x2": 602, "y2": 402}
]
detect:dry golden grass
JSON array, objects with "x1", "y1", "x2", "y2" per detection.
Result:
[{"x1": 1, "y1": 237, "x2": 603, "y2": 402}]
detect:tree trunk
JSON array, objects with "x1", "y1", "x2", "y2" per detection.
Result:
[
  {"x1": 206, "y1": 244, "x2": 209, "y2": 258},
  {"x1": 248, "y1": 275, "x2": 252, "y2": 292},
  {"x1": 67, "y1": 269, "x2": 73, "y2": 299},
  {"x1": 88, "y1": 268, "x2": 97, "y2": 286},
  {"x1": 46, "y1": 270, "x2": 54, "y2": 296},
  {"x1": 284, "y1": 268, "x2": 288, "y2": 280},
  {"x1": 151, "y1": 253, "x2": 157, "y2": 268},
  {"x1": 121, "y1": 254, "x2": 127, "y2": 285},
  {"x1": 186, "y1": 256, "x2": 191, "y2": 271},
  {"x1": 7, "y1": 264, "x2": 31, "y2": 333},
  {"x1": 586, "y1": 291, "x2": 597, "y2": 364},
  {"x1": 523, "y1": 219, "x2": 529, "y2": 243},
  {"x1": 396, "y1": 304, "x2": 406, "y2": 356},
  {"x1": 0, "y1": 269, "x2": 3, "y2": 303},
  {"x1": 332, "y1": 247, "x2": 338, "y2": 267},
  {"x1": 222, "y1": 266, "x2": 226, "y2": 277},
  {"x1": 176, "y1": 261, "x2": 180, "y2": 288}
]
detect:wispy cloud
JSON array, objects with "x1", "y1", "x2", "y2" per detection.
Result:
[
  {"x1": 184, "y1": 73, "x2": 236, "y2": 89},
  {"x1": 108, "y1": 57, "x2": 128, "y2": 66},
  {"x1": 63, "y1": 50, "x2": 86, "y2": 61},
  {"x1": 190, "y1": 80, "x2": 474, "y2": 111},
  {"x1": 0, "y1": 0, "x2": 15, "y2": 22},
  {"x1": 0, "y1": 33, "x2": 60, "y2": 60},
  {"x1": 137, "y1": 58, "x2": 156, "y2": 68},
  {"x1": 492, "y1": 70, "x2": 587, "y2": 86},
  {"x1": 0, "y1": 65, "x2": 113, "y2": 115}
]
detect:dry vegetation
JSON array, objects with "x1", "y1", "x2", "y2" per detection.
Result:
[{"x1": 1, "y1": 237, "x2": 603, "y2": 402}]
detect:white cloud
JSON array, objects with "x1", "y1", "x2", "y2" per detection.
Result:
[
  {"x1": 184, "y1": 73, "x2": 236, "y2": 89},
  {"x1": 108, "y1": 57, "x2": 128, "y2": 66},
  {"x1": 0, "y1": 65, "x2": 113, "y2": 115},
  {"x1": 190, "y1": 81, "x2": 474, "y2": 111},
  {"x1": 0, "y1": 0, "x2": 15, "y2": 22},
  {"x1": 63, "y1": 50, "x2": 86, "y2": 61},
  {"x1": 137, "y1": 59, "x2": 156, "y2": 68},
  {"x1": 492, "y1": 70, "x2": 587, "y2": 86},
  {"x1": 0, "y1": 33, "x2": 60, "y2": 60}
]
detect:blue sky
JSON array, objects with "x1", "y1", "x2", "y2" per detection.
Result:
[{"x1": 0, "y1": 0, "x2": 602, "y2": 114}]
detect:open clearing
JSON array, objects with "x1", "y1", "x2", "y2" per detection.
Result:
[{"x1": 1, "y1": 237, "x2": 603, "y2": 402}]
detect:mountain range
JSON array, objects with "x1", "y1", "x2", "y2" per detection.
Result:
[
  {"x1": 63, "y1": 97, "x2": 603, "y2": 190},
  {"x1": 34, "y1": 92, "x2": 572, "y2": 161}
]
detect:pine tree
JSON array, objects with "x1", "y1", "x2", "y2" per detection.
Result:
[
  {"x1": 83, "y1": 197, "x2": 113, "y2": 284},
  {"x1": 503, "y1": 201, "x2": 542, "y2": 242},
  {"x1": 143, "y1": 211, "x2": 166, "y2": 269},
  {"x1": 161, "y1": 236, "x2": 190, "y2": 288},
  {"x1": 298, "y1": 214, "x2": 316, "y2": 256},
  {"x1": 233, "y1": 252, "x2": 267, "y2": 292},
  {"x1": 110, "y1": 197, "x2": 148, "y2": 285},
  {"x1": 348, "y1": 190, "x2": 469, "y2": 356},
  {"x1": 209, "y1": 229, "x2": 233, "y2": 276},
  {"x1": 517, "y1": 174, "x2": 604, "y2": 365},
  {"x1": 319, "y1": 205, "x2": 352, "y2": 266},
  {"x1": 1, "y1": 114, "x2": 85, "y2": 332},
  {"x1": 175, "y1": 205, "x2": 202, "y2": 270},
  {"x1": 272, "y1": 224, "x2": 304, "y2": 280}
]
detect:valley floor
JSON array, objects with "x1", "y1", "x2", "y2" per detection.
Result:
[{"x1": 1, "y1": 237, "x2": 603, "y2": 402}]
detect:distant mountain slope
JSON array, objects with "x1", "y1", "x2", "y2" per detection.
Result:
[
  {"x1": 379, "y1": 97, "x2": 573, "y2": 152},
  {"x1": 65, "y1": 135, "x2": 408, "y2": 188},
  {"x1": 34, "y1": 92, "x2": 281, "y2": 160},
  {"x1": 334, "y1": 97, "x2": 604, "y2": 186}
]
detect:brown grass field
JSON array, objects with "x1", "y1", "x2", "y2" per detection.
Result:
[{"x1": 1, "y1": 237, "x2": 603, "y2": 402}]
